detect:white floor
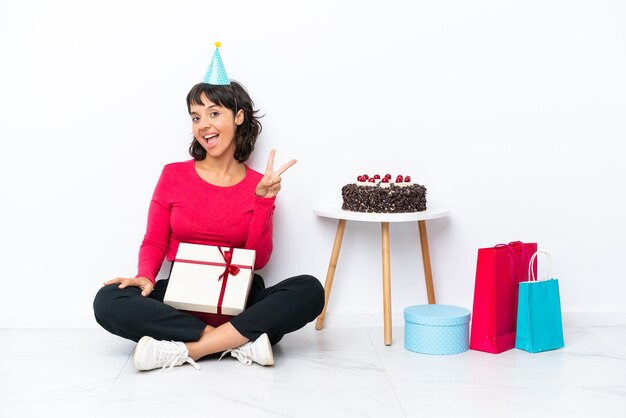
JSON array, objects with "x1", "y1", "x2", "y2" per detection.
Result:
[{"x1": 2, "y1": 323, "x2": 625, "y2": 418}]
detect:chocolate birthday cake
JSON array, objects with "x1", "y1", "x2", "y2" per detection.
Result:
[{"x1": 341, "y1": 174, "x2": 427, "y2": 213}]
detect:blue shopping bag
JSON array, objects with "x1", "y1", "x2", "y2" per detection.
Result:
[{"x1": 515, "y1": 251, "x2": 564, "y2": 353}]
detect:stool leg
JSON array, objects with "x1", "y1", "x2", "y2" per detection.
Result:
[
  {"x1": 418, "y1": 220, "x2": 436, "y2": 304},
  {"x1": 316, "y1": 219, "x2": 347, "y2": 330},
  {"x1": 381, "y1": 222, "x2": 392, "y2": 345}
]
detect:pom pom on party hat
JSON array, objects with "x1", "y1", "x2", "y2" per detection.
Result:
[{"x1": 202, "y1": 42, "x2": 230, "y2": 85}]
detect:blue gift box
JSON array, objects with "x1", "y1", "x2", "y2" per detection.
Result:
[{"x1": 404, "y1": 304, "x2": 471, "y2": 355}]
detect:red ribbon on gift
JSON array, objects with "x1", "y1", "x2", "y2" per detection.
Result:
[
  {"x1": 216, "y1": 247, "x2": 238, "y2": 315},
  {"x1": 174, "y1": 246, "x2": 252, "y2": 315},
  {"x1": 218, "y1": 246, "x2": 240, "y2": 281}
]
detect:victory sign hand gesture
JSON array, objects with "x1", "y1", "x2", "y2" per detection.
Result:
[{"x1": 255, "y1": 149, "x2": 297, "y2": 199}]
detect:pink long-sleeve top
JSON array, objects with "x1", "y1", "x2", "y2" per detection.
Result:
[{"x1": 136, "y1": 160, "x2": 275, "y2": 283}]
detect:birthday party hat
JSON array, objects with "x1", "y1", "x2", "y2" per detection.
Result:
[{"x1": 202, "y1": 42, "x2": 230, "y2": 85}]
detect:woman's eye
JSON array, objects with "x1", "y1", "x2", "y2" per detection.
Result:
[
  {"x1": 192, "y1": 116, "x2": 199, "y2": 122},
  {"x1": 210, "y1": 111, "x2": 219, "y2": 118}
]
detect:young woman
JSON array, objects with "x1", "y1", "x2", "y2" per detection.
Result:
[{"x1": 93, "y1": 79, "x2": 324, "y2": 372}]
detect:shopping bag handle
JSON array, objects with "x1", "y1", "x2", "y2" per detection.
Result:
[
  {"x1": 527, "y1": 251, "x2": 553, "y2": 282},
  {"x1": 495, "y1": 241, "x2": 527, "y2": 261},
  {"x1": 495, "y1": 241, "x2": 529, "y2": 283}
]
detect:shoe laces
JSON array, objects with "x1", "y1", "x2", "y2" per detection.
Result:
[
  {"x1": 157, "y1": 341, "x2": 200, "y2": 372},
  {"x1": 219, "y1": 342, "x2": 254, "y2": 366}
]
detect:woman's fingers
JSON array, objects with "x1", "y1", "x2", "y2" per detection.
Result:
[
  {"x1": 257, "y1": 150, "x2": 295, "y2": 198},
  {"x1": 277, "y1": 159, "x2": 297, "y2": 175},
  {"x1": 118, "y1": 278, "x2": 136, "y2": 289},
  {"x1": 266, "y1": 149, "x2": 276, "y2": 172},
  {"x1": 102, "y1": 277, "x2": 126, "y2": 286},
  {"x1": 141, "y1": 285, "x2": 154, "y2": 297},
  {"x1": 102, "y1": 277, "x2": 137, "y2": 289},
  {"x1": 266, "y1": 150, "x2": 296, "y2": 176},
  {"x1": 102, "y1": 276, "x2": 153, "y2": 297},
  {"x1": 105, "y1": 277, "x2": 154, "y2": 296}
]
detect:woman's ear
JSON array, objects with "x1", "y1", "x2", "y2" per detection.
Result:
[{"x1": 235, "y1": 109, "x2": 244, "y2": 126}]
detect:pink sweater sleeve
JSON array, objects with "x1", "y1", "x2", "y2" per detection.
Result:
[
  {"x1": 136, "y1": 167, "x2": 172, "y2": 283},
  {"x1": 246, "y1": 195, "x2": 276, "y2": 270}
]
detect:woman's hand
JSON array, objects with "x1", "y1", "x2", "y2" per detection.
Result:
[
  {"x1": 255, "y1": 149, "x2": 297, "y2": 199},
  {"x1": 103, "y1": 276, "x2": 154, "y2": 297}
]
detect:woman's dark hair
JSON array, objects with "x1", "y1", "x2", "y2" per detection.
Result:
[{"x1": 186, "y1": 80, "x2": 262, "y2": 163}]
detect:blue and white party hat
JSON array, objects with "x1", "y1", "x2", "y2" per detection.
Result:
[{"x1": 202, "y1": 42, "x2": 230, "y2": 85}]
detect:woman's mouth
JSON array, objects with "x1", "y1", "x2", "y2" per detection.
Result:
[{"x1": 203, "y1": 133, "x2": 218, "y2": 148}]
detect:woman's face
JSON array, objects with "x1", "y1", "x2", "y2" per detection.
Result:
[{"x1": 190, "y1": 93, "x2": 243, "y2": 160}]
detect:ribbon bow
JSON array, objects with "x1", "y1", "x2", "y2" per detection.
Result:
[{"x1": 218, "y1": 247, "x2": 240, "y2": 281}]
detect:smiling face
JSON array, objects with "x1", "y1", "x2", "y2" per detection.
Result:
[{"x1": 190, "y1": 93, "x2": 243, "y2": 160}]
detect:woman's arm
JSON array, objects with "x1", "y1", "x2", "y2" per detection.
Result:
[
  {"x1": 136, "y1": 166, "x2": 172, "y2": 283},
  {"x1": 248, "y1": 150, "x2": 296, "y2": 269},
  {"x1": 245, "y1": 196, "x2": 275, "y2": 269}
]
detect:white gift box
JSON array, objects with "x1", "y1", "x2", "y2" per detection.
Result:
[{"x1": 163, "y1": 243, "x2": 256, "y2": 316}]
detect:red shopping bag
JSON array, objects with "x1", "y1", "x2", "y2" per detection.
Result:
[{"x1": 469, "y1": 241, "x2": 537, "y2": 353}]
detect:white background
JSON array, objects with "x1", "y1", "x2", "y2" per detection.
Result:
[{"x1": 1, "y1": 0, "x2": 624, "y2": 327}]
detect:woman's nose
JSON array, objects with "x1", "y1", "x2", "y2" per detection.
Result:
[{"x1": 200, "y1": 117, "x2": 212, "y2": 128}]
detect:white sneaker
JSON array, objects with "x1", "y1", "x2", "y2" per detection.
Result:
[
  {"x1": 133, "y1": 336, "x2": 200, "y2": 372},
  {"x1": 219, "y1": 333, "x2": 274, "y2": 366}
]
